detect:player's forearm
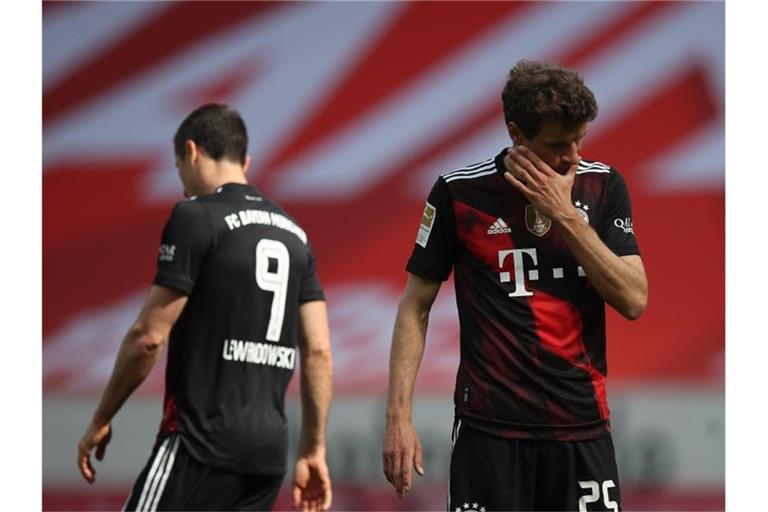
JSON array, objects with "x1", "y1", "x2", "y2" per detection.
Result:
[
  {"x1": 385, "y1": 302, "x2": 429, "y2": 422},
  {"x1": 555, "y1": 212, "x2": 647, "y2": 319},
  {"x1": 90, "y1": 326, "x2": 165, "y2": 427},
  {"x1": 298, "y1": 346, "x2": 333, "y2": 455}
]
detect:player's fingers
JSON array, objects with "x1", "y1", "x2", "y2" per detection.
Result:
[
  {"x1": 504, "y1": 157, "x2": 528, "y2": 182},
  {"x1": 517, "y1": 145, "x2": 553, "y2": 175},
  {"x1": 95, "y1": 439, "x2": 107, "y2": 461},
  {"x1": 504, "y1": 171, "x2": 534, "y2": 199},
  {"x1": 508, "y1": 147, "x2": 542, "y2": 182},
  {"x1": 321, "y1": 485, "x2": 333, "y2": 511},
  {"x1": 391, "y1": 450, "x2": 403, "y2": 492},
  {"x1": 414, "y1": 439, "x2": 425, "y2": 476},
  {"x1": 292, "y1": 483, "x2": 302, "y2": 508},
  {"x1": 382, "y1": 452, "x2": 391, "y2": 482},
  {"x1": 504, "y1": 153, "x2": 531, "y2": 184},
  {"x1": 399, "y1": 448, "x2": 413, "y2": 494},
  {"x1": 79, "y1": 454, "x2": 94, "y2": 483},
  {"x1": 565, "y1": 161, "x2": 578, "y2": 181}
]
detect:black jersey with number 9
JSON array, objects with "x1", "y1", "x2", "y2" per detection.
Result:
[{"x1": 152, "y1": 183, "x2": 324, "y2": 475}]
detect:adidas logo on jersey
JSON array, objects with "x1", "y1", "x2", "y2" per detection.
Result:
[{"x1": 487, "y1": 218, "x2": 512, "y2": 235}]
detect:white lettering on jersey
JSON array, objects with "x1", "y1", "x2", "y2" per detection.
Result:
[
  {"x1": 158, "y1": 244, "x2": 176, "y2": 262},
  {"x1": 613, "y1": 217, "x2": 635, "y2": 234},
  {"x1": 221, "y1": 338, "x2": 296, "y2": 370},
  {"x1": 223, "y1": 209, "x2": 308, "y2": 244},
  {"x1": 498, "y1": 248, "x2": 587, "y2": 296},
  {"x1": 498, "y1": 248, "x2": 538, "y2": 297}
]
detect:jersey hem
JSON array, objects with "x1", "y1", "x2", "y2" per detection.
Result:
[
  {"x1": 457, "y1": 411, "x2": 611, "y2": 442},
  {"x1": 158, "y1": 428, "x2": 287, "y2": 477}
]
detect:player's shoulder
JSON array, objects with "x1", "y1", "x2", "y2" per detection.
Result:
[
  {"x1": 577, "y1": 158, "x2": 614, "y2": 175},
  {"x1": 576, "y1": 158, "x2": 630, "y2": 184},
  {"x1": 439, "y1": 156, "x2": 498, "y2": 185},
  {"x1": 168, "y1": 196, "x2": 207, "y2": 220}
]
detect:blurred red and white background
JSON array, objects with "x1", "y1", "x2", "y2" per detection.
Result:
[{"x1": 43, "y1": 2, "x2": 724, "y2": 510}]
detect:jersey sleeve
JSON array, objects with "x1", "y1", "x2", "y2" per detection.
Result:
[
  {"x1": 153, "y1": 200, "x2": 213, "y2": 294},
  {"x1": 299, "y1": 246, "x2": 325, "y2": 303},
  {"x1": 405, "y1": 176, "x2": 458, "y2": 281},
  {"x1": 597, "y1": 170, "x2": 640, "y2": 256}
]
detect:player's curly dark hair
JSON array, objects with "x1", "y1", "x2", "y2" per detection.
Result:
[
  {"x1": 501, "y1": 60, "x2": 598, "y2": 139},
  {"x1": 174, "y1": 104, "x2": 248, "y2": 165}
]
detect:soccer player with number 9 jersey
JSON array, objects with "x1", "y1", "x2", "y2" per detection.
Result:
[{"x1": 77, "y1": 104, "x2": 333, "y2": 512}]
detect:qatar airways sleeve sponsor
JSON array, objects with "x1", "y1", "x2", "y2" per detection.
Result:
[{"x1": 612, "y1": 217, "x2": 634, "y2": 234}]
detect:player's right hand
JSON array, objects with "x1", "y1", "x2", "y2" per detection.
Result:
[
  {"x1": 77, "y1": 423, "x2": 112, "y2": 484},
  {"x1": 382, "y1": 418, "x2": 424, "y2": 497}
]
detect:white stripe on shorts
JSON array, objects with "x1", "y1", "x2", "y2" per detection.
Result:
[
  {"x1": 147, "y1": 436, "x2": 180, "y2": 511},
  {"x1": 135, "y1": 436, "x2": 172, "y2": 512},
  {"x1": 447, "y1": 419, "x2": 463, "y2": 510}
]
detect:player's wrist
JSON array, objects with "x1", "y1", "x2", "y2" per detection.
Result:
[
  {"x1": 297, "y1": 441, "x2": 326, "y2": 458},
  {"x1": 385, "y1": 409, "x2": 412, "y2": 424},
  {"x1": 551, "y1": 205, "x2": 583, "y2": 227}
]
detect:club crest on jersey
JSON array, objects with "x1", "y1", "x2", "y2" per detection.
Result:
[
  {"x1": 525, "y1": 205, "x2": 551, "y2": 237},
  {"x1": 453, "y1": 501, "x2": 486, "y2": 512},
  {"x1": 573, "y1": 200, "x2": 590, "y2": 223}
]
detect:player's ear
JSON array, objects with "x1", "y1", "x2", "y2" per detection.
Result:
[
  {"x1": 507, "y1": 122, "x2": 523, "y2": 146},
  {"x1": 184, "y1": 140, "x2": 199, "y2": 165},
  {"x1": 242, "y1": 154, "x2": 251, "y2": 177}
]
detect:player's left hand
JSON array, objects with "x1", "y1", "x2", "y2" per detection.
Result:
[
  {"x1": 77, "y1": 423, "x2": 112, "y2": 484},
  {"x1": 503, "y1": 145, "x2": 577, "y2": 222},
  {"x1": 292, "y1": 451, "x2": 332, "y2": 512}
]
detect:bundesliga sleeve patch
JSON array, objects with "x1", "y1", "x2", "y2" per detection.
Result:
[{"x1": 416, "y1": 202, "x2": 436, "y2": 248}]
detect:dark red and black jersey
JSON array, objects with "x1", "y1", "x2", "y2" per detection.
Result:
[
  {"x1": 407, "y1": 149, "x2": 639, "y2": 441},
  {"x1": 153, "y1": 183, "x2": 324, "y2": 475}
]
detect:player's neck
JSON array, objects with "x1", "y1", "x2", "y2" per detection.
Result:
[{"x1": 198, "y1": 161, "x2": 248, "y2": 195}]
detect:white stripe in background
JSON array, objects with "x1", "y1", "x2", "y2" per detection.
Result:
[
  {"x1": 445, "y1": 168, "x2": 498, "y2": 182},
  {"x1": 136, "y1": 437, "x2": 172, "y2": 512},
  {"x1": 269, "y1": 1, "x2": 634, "y2": 200},
  {"x1": 580, "y1": 2, "x2": 722, "y2": 138},
  {"x1": 148, "y1": 436, "x2": 180, "y2": 512},
  {"x1": 43, "y1": 2, "x2": 169, "y2": 88}
]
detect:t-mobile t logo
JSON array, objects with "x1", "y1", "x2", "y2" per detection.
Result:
[{"x1": 498, "y1": 248, "x2": 586, "y2": 297}]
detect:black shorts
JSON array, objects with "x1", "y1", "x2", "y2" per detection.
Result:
[
  {"x1": 448, "y1": 419, "x2": 621, "y2": 512},
  {"x1": 123, "y1": 433, "x2": 284, "y2": 511}
]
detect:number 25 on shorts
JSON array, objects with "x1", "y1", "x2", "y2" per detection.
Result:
[{"x1": 578, "y1": 480, "x2": 618, "y2": 512}]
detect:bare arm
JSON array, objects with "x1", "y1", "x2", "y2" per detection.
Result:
[
  {"x1": 292, "y1": 300, "x2": 334, "y2": 512},
  {"x1": 504, "y1": 145, "x2": 648, "y2": 320},
  {"x1": 556, "y1": 217, "x2": 647, "y2": 319},
  {"x1": 77, "y1": 285, "x2": 188, "y2": 483},
  {"x1": 382, "y1": 274, "x2": 442, "y2": 497}
]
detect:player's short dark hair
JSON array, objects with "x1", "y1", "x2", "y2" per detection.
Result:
[
  {"x1": 174, "y1": 104, "x2": 248, "y2": 165},
  {"x1": 501, "y1": 60, "x2": 598, "y2": 139}
]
